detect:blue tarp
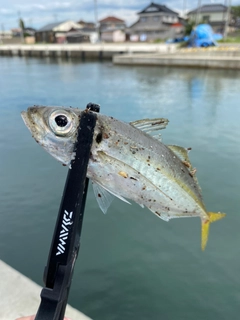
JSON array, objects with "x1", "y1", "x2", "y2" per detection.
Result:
[
  {"x1": 166, "y1": 24, "x2": 223, "y2": 47},
  {"x1": 188, "y1": 24, "x2": 222, "y2": 47}
]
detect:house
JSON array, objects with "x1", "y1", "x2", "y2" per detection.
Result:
[
  {"x1": 129, "y1": 2, "x2": 183, "y2": 41},
  {"x1": 35, "y1": 20, "x2": 82, "y2": 43},
  {"x1": 11, "y1": 28, "x2": 22, "y2": 37},
  {"x1": 187, "y1": 4, "x2": 229, "y2": 33},
  {"x1": 66, "y1": 31, "x2": 90, "y2": 43},
  {"x1": 66, "y1": 28, "x2": 98, "y2": 43},
  {"x1": 77, "y1": 20, "x2": 95, "y2": 29},
  {"x1": 99, "y1": 16, "x2": 125, "y2": 31},
  {"x1": 99, "y1": 16, "x2": 126, "y2": 42},
  {"x1": 0, "y1": 30, "x2": 13, "y2": 39},
  {"x1": 24, "y1": 27, "x2": 36, "y2": 36},
  {"x1": 100, "y1": 29, "x2": 125, "y2": 42},
  {"x1": 24, "y1": 27, "x2": 36, "y2": 44}
]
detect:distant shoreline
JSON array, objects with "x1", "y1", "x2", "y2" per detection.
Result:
[
  {"x1": 1, "y1": 43, "x2": 240, "y2": 70},
  {"x1": 0, "y1": 43, "x2": 176, "y2": 60}
]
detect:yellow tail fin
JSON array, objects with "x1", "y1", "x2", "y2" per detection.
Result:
[{"x1": 201, "y1": 212, "x2": 226, "y2": 250}]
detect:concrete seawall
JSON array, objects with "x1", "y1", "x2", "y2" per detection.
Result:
[
  {"x1": 1, "y1": 43, "x2": 240, "y2": 69},
  {"x1": 0, "y1": 43, "x2": 176, "y2": 60},
  {"x1": 0, "y1": 260, "x2": 91, "y2": 320},
  {"x1": 113, "y1": 51, "x2": 240, "y2": 70}
]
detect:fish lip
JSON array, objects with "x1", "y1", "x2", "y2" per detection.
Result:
[
  {"x1": 21, "y1": 110, "x2": 31, "y2": 130},
  {"x1": 21, "y1": 110, "x2": 36, "y2": 136}
]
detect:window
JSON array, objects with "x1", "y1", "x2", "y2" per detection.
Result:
[
  {"x1": 146, "y1": 7, "x2": 157, "y2": 12},
  {"x1": 203, "y1": 15, "x2": 210, "y2": 23},
  {"x1": 162, "y1": 16, "x2": 168, "y2": 22},
  {"x1": 140, "y1": 17, "x2": 147, "y2": 22},
  {"x1": 153, "y1": 16, "x2": 159, "y2": 21}
]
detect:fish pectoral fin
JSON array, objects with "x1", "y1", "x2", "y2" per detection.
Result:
[
  {"x1": 92, "y1": 181, "x2": 131, "y2": 214},
  {"x1": 130, "y1": 118, "x2": 169, "y2": 139},
  {"x1": 112, "y1": 193, "x2": 131, "y2": 205},
  {"x1": 92, "y1": 182, "x2": 114, "y2": 214},
  {"x1": 201, "y1": 212, "x2": 226, "y2": 250}
]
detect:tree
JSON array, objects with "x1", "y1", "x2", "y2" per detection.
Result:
[
  {"x1": 19, "y1": 18, "x2": 25, "y2": 43},
  {"x1": 231, "y1": 6, "x2": 240, "y2": 24},
  {"x1": 19, "y1": 18, "x2": 25, "y2": 31},
  {"x1": 185, "y1": 20, "x2": 195, "y2": 35}
]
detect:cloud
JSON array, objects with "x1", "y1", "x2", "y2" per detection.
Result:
[
  {"x1": 32, "y1": 4, "x2": 46, "y2": 10},
  {"x1": 0, "y1": 8, "x2": 14, "y2": 15},
  {"x1": 1, "y1": 0, "x2": 240, "y2": 30},
  {"x1": 15, "y1": 1, "x2": 72, "y2": 12}
]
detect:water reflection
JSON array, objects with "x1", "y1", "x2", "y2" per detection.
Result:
[{"x1": 0, "y1": 57, "x2": 240, "y2": 320}]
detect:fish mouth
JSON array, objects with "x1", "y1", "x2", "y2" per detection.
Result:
[
  {"x1": 21, "y1": 108, "x2": 43, "y2": 139},
  {"x1": 21, "y1": 110, "x2": 32, "y2": 132}
]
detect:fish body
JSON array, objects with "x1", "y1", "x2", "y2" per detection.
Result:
[{"x1": 21, "y1": 106, "x2": 225, "y2": 249}]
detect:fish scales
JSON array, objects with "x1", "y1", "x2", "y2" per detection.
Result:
[
  {"x1": 89, "y1": 151, "x2": 182, "y2": 220},
  {"x1": 92, "y1": 114, "x2": 203, "y2": 216},
  {"x1": 97, "y1": 114, "x2": 200, "y2": 198},
  {"x1": 21, "y1": 106, "x2": 226, "y2": 250}
]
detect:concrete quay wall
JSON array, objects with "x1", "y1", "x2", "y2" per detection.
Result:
[
  {"x1": 113, "y1": 53, "x2": 240, "y2": 69},
  {"x1": 2, "y1": 43, "x2": 240, "y2": 69},
  {"x1": 0, "y1": 260, "x2": 91, "y2": 320},
  {"x1": 0, "y1": 43, "x2": 176, "y2": 60},
  {"x1": 178, "y1": 46, "x2": 240, "y2": 57}
]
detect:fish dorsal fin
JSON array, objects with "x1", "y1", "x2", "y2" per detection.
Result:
[
  {"x1": 130, "y1": 118, "x2": 169, "y2": 140},
  {"x1": 92, "y1": 181, "x2": 131, "y2": 214},
  {"x1": 167, "y1": 145, "x2": 202, "y2": 195}
]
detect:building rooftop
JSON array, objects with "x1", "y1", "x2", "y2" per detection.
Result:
[
  {"x1": 138, "y1": 2, "x2": 178, "y2": 15},
  {"x1": 37, "y1": 21, "x2": 66, "y2": 32},
  {"x1": 188, "y1": 4, "x2": 227, "y2": 14},
  {"x1": 77, "y1": 20, "x2": 95, "y2": 28},
  {"x1": 99, "y1": 16, "x2": 125, "y2": 23}
]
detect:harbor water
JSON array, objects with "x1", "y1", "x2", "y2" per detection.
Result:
[{"x1": 0, "y1": 56, "x2": 239, "y2": 320}]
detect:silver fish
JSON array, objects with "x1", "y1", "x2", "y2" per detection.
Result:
[{"x1": 21, "y1": 106, "x2": 226, "y2": 250}]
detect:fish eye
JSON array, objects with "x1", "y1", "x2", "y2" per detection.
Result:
[
  {"x1": 55, "y1": 115, "x2": 68, "y2": 127},
  {"x1": 49, "y1": 110, "x2": 76, "y2": 136}
]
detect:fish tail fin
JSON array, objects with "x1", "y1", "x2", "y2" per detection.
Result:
[{"x1": 201, "y1": 212, "x2": 226, "y2": 251}]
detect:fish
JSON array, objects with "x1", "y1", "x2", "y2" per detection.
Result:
[{"x1": 21, "y1": 105, "x2": 226, "y2": 250}]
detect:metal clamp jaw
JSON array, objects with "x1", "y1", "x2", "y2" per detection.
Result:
[{"x1": 35, "y1": 103, "x2": 100, "y2": 320}]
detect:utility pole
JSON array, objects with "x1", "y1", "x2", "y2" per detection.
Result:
[
  {"x1": 0, "y1": 23, "x2": 4, "y2": 44},
  {"x1": 182, "y1": 0, "x2": 187, "y2": 18},
  {"x1": 195, "y1": 0, "x2": 201, "y2": 25},
  {"x1": 53, "y1": 13, "x2": 58, "y2": 22},
  {"x1": 224, "y1": 0, "x2": 231, "y2": 38},
  {"x1": 223, "y1": 0, "x2": 227, "y2": 23},
  {"x1": 94, "y1": 0, "x2": 99, "y2": 42}
]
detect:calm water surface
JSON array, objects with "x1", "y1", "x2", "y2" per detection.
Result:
[{"x1": 0, "y1": 57, "x2": 239, "y2": 320}]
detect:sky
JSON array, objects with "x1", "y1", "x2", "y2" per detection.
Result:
[{"x1": 0, "y1": 0, "x2": 238, "y2": 31}]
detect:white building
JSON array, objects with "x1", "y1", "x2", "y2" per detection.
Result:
[
  {"x1": 36, "y1": 21, "x2": 83, "y2": 43},
  {"x1": 129, "y1": 2, "x2": 183, "y2": 41},
  {"x1": 187, "y1": 4, "x2": 229, "y2": 33}
]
